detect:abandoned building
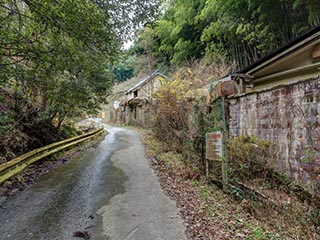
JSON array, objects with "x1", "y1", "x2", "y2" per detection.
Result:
[
  {"x1": 123, "y1": 70, "x2": 167, "y2": 126},
  {"x1": 218, "y1": 25, "x2": 320, "y2": 186}
]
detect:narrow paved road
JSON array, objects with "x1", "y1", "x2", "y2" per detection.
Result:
[{"x1": 0, "y1": 125, "x2": 186, "y2": 240}]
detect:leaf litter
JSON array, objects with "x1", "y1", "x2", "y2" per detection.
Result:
[{"x1": 142, "y1": 130, "x2": 320, "y2": 240}]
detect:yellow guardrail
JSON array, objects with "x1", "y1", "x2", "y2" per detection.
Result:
[{"x1": 0, "y1": 128, "x2": 104, "y2": 184}]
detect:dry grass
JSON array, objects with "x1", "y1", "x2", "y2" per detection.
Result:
[{"x1": 142, "y1": 130, "x2": 320, "y2": 240}]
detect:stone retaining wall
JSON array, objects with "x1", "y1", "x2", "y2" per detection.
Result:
[{"x1": 228, "y1": 77, "x2": 320, "y2": 184}]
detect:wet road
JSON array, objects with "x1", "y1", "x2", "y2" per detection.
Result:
[{"x1": 0, "y1": 125, "x2": 186, "y2": 240}]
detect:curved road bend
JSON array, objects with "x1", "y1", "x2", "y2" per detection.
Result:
[{"x1": 0, "y1": 124, "x2": 186, "y2": 240}]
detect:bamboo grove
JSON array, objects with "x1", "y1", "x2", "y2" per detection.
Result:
[{"x1": 135, "y1": 0, "x2": 320, "y2": 70}]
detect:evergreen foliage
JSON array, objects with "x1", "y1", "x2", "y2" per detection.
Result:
[
  {"x1": 0, "y1": 0, "x2": 160, "y2": 160},
  {"x1": 0, "y1": 0, "x2": 160, "y2": 127},
  {"x1": 136, "y1": 0, "x2": 320, "y2": 69},
  {"x1": 112, "y1": 54, "x2": 136, "y2": 83}
]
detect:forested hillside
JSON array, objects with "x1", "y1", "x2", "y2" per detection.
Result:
[
  {"x1": 0, "y1": 0, "x2": 159, "y2": 162},
  {"x1": 123, "y1": 2, "x2": 320, "y2": 238},
  {"x1": 131, "y1": 0, "x2": 320, "y2": 73},
  {"x1": 2, "y1": 0, "x2": 320, "y2": 160},
  {"x1": 1, "y1": 1, "x2": 320, "y2": 238}
]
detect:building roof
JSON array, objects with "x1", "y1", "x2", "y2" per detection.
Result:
[
  {"x1": 238, "y1": 25, "x2": 320, "y2": 75},
  {"x1": 124, "y1": 70, "x2": 167, "y2": 95}
]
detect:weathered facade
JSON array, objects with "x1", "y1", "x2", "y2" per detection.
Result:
[
  {"x1": 124, "y1": 70, "x2": 166, "y2": 126},
  {"x1": 225, "y1": 26, "x2": 320, "y2": 185},
  {"x1": 229, "y1": 78, "x2": 320, "y2": 182}
]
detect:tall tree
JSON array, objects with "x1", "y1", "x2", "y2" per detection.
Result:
[
  {"x1": 0, "y1": 0, "x2": 117, "y2": 127},
  {"x1": 95, "y1": 0, "x2": 161, "y2": 43},
  {"x1": 135, "y1": 0, "x2": 320, "y2": 69}
]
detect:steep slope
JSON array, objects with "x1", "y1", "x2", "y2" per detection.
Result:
[{"x1": 0, "y1": 90, "x2": 66, "y2": 163}]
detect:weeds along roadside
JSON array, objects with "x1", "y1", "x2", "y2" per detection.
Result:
[{"x1": 142, "y1": 129, "x2": 320, "y2": 239}]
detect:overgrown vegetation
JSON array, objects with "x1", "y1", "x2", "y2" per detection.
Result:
[
  {"x1": 112, "y1": 0, "x2": 320, "y2": 238},
  {"x1": 0, "y1": 89, "x2": 76, "y2": 163},
  {"x1": 150, "y1": 61, "x2": 233, "y2": 185},
  {"x1": 143, "y1": 130, "x2": 320, "y2": 239},
  {"x1": 0, "y1": 0, "x2": 114, "y2": 161},
  {"x1": 228, "y1": 136, "x2": 277, "y2": 181},
  {"x1": 148, "y1": 60, "x2": 320, "y2": 237},
  {"x1": 152, "y1": 60, "x2": 229, "y2": 154},
  {"x1": 133, "y1": 0, "x2": 320, "y2": 70},
  {"x1": 0, "y1": 0, "x2": 159, "y2": 162}
]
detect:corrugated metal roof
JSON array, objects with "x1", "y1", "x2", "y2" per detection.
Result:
[{"x1": 124, "y1": 70, "x2": 167, "y2": 95}]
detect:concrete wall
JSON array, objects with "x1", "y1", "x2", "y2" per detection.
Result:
[{"x1": 228, "y1": 77, "x2": 320, "y2": 183}]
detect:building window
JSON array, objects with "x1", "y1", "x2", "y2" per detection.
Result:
[{"x1": 134, "y1": 90, "x2": 138, "y2": 97}]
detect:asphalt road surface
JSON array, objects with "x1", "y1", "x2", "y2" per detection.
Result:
[{"x1": 0, "y1": 124, "x2": 186, "y2": 240}]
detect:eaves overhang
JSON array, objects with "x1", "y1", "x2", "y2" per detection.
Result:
[
  {"x1": 238, "y1": 25, "x2": 320, "y2": 76},
  {"x1": 124, "y1": 70, "x2": 167, "y2": 95}
]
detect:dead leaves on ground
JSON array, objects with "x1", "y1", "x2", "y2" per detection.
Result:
[{"x1": 153, "y1": 160, "x2": 317, "y2": 239}]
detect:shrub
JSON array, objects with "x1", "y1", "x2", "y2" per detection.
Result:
[{"x1": 228, "y1": 135, "x2": 277, "y2": 181}]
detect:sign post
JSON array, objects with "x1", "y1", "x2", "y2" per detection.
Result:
[
  {"x1": 205, "y1": 132, "x2": 223, "y2": 180},
  {"x1": 206, "y1": 131, "x2": 228, "y2": 190},
  {"x1": 206, "y1": 132, "x2": 223, "y2": 161}
]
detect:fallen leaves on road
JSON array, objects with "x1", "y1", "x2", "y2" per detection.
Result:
[{"x1": 142, "y1": 130, "x2": 320, "y2": 239}]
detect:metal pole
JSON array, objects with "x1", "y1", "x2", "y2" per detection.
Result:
[{"x1": 221, "y1": 97, "x2": 229, "y2": 191}]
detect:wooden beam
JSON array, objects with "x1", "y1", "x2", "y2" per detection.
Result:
[{"x1": 312, "y1": 44, "x2": 320, "y2": 59}]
